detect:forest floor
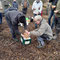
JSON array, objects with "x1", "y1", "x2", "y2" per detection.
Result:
[{"x1": 0, "y1": 5, "x2": 60, "y2": 60}]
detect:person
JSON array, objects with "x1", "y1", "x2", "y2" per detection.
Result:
[
  {"x1": 46, "y1": 0, "x2": 51, "y2": 15},
  {"x1": 48, "y1": 0, "x2": 58, "y2": 29},
  {"x1": 2, "y1": 0, "x2": 9, "y2": 10},
  {"x1": 5, "y1": 8, "x2": 27, "y2": 41},
  {"x1": 54, "y1": 0, "x2": 60, "y2": 39},
  {"x1": 21, "y1": 0, "x2": 29, "y2": 15},
  {"x1": 25, "y1": 15, "x2": 53, "y2": 48},
  {"x1": 0, "y1": 0, "x2": 3, "y2": 24},
  {"x1": 32, "y1": 0, "x2": 43, "y2": 16},
  {"x1": 12, "y1": 0, "x2": 18, "y2": 9},
  {"x1": 32, "y1": 0, "x2": 43, "y2": 28}
]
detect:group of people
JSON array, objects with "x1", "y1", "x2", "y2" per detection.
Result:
[
  {"x1": 0, "y1": 0, "x2": 60, "y2": 48},
  {"x1": 0, "y1": 0, "x2": 29, "y2": 24}
]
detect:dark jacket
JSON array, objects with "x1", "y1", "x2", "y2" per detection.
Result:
[
  {"x1": 12, "y1": 1, "x2": 18, "y2": 9},
  {"x1": 5, "y1": 10, "x2": 27, "y2": 29}
]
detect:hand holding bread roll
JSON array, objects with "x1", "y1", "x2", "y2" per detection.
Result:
[{"x1": 52, "y1": 5, "x2": 56, "y2": 8}]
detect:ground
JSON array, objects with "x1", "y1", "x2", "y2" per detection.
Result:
[{"x1": 0, "y1": 6, "x2": 60, "y2": 60}]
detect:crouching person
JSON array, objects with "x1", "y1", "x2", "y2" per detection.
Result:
[
  {"x1": 5, "y1": 10, "x2": 27, "y2": 41},
  {"x1": 25, "y1": 15, "x2": 53, "y2": 48}
]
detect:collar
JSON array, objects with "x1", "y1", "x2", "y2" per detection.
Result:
[
  {"x1": 39, "y1": 18, "x2": 43, "y2": 26},
  {"x1": 35, "y1": 1, "x2": 41, "y2": 3}
]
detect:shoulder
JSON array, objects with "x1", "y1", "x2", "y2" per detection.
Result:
[
  {"x1": 40, "y1": 1, "x2": 43, "y2": 4},
  {"x1": 33, "y1": 1, "x2": 36, "y2": 4},
  {"x1": 41, "y1": 19, "x2": 47, "y2": 24}
]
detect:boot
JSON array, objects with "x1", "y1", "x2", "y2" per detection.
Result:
[
  {"x1": 53, "y1": 35, "x2": 57, "y2": 40},
  {"x1": 13, "y1": 38, "x2": 19, "y2": 42},
  {"x1": 37, "y1": 42, "x2": 43, "y2": 48}
]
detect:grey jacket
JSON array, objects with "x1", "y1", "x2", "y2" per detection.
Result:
[{"x1": 30, "y1": 19, "x2": 53, "y2": 40}]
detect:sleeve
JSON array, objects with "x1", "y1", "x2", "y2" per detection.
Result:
[
  {"x1": 12, "y1": 2, "x2": 14, "y2": 6},
  {"x1": 56, "y1": 0, "x2": 60, "y2": 13},
  {"x1": 16, "y1": 2, "x2": 18, "y2": 9},
  {"x1": 39, "y1": 2, "x2": 43, "y2": 13},
  {"x1": 32, "y1": 2, "x2": 35, "y2": 10},
  {"x1": 23, "y1": 17, "x2": 27, "y2": 29},
  {"x1": 27, "y1": 0, "x2": 29, "y2": 8},
  {"x1": 30, "y1": 23, "x2": 47, "y2": 36},
  {"x1": 20, "y1": 15, "x2": 27, "y2": 29},
  {"x1": 4, "y1": 8, "x2": 9, "y2": 14}
]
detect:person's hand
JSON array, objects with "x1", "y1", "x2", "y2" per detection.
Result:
[
  {"x1": 52, "y1": 5, "x2": 56, "y2": 8},
  {"x1": 25, "y1": 30, "x2": 30, "y2": 35},
  {"x1": 54, "y1": 10, "x2": 59, "y2": 14}
]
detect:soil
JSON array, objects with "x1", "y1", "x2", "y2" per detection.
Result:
[{"x1": 0, "y1": 6, "x2": 60, "y2": 60}]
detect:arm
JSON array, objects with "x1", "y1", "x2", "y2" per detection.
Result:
[
  {"x1": 23, "y1": 18, "x2": 27, "y2": 29},
  {"x1": 32, "y1": 1, "x2": 36, "y2": 10},
  {"x1": 20, "y1": 16, "x2": 27, "y2": 29},
  {"x1": 55, "y1": 0, "x2": 60, "y2": 13},
  {"x1": 16, "y1": 2, "x2": 18, "y2": 9},
  {"x1": 30, "y1": 23, "x2": 47, "y2": 36},
  {"x1": 38, "y1": 1, "x2": 43, "y2": 14},
  {"x1": 12, "y1": 2, "x2": 14, "y2": 7}
]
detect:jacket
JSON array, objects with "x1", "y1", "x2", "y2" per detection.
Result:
[
  {"x1": 30, "y1": 19, "x2": 53, "y2": 40},
  {"x1": 32, "y1": 0, "x2": 43, "y2": 14},
  {"x1": 55, "y1": 0, "x2": 60, "y2": 17},
  {"x1": 12, "y1": 1, "x2": 18, "y2": 9},
  {"x1": 5, "y1": 10, "x2": 27, "y2": 29}
]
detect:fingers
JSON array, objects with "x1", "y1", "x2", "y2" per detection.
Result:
[{"x1": 54, "y1": 10, "x2": 59, "y2": 13}]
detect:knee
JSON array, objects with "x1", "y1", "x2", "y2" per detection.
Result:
[{"x1": 37, "y1": 37, "x2": 43, "y2": 41}]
